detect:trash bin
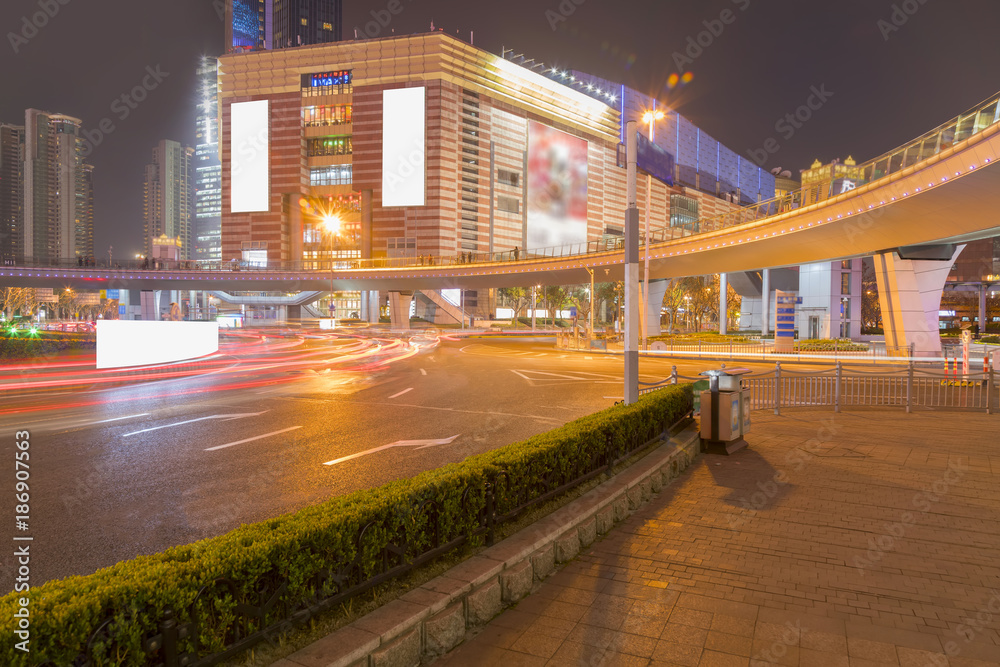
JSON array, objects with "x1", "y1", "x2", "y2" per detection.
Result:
[{"x1": 699, "y1": 367, "x2": 752, "y2": 455}]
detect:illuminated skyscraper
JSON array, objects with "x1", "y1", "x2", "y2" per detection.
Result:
[
  {"x1": 23, "y1": 110, "x2": 94, "y2": 261},
  {"x1": 143, "y1": 140, "x2": 193, "y2": 260},
  {"x1": 224, "y1": 0, "x2": 341, "y2": 52},
  {"x1": 194, "y1": 57, "x2": 222, "y2": 263},
  {"x1": 0, "y1": 124, "x2": 24, "y2": 264}
]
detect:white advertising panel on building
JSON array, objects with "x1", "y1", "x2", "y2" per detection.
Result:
[
  {"x1": 230, "y1": 99, "x2": 270, "y2": 213},
  {"x1": 382, "y1": 87, "x2": 426, "y2": 207},
  {"x1": 96, "y1": 321, "x2": 220, "y2": 369},
  {"x1": 526, "y1": 121, "x2": 589, "y2": 249}
]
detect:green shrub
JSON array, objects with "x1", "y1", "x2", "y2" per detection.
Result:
[
  {"x1": 0, "y1": 333, "x2": 95, "y2": 359},
  {"x1": 794, "y1": 338, "x2": 869, "y2": 352},
  {"x1": 0, "y1": 385, "x2": 692, "y2": 665}
]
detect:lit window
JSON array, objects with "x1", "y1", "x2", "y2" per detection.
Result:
[
  {"x1": 323, "y1": 22, "x2": 332, "y2": 30},
  {"x1": 300, "y1": 18, "x2": 308, "y2": 26}
]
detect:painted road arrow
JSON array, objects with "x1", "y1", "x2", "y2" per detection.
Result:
[{"x1": 323, "y1": 434, "x2": 461, "y2": 466}]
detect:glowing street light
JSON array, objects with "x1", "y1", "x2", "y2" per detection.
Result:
[{"x1": 640, "y1": 106, "x2": 666, "y2": 349}]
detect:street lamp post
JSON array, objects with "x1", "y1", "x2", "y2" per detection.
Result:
[
  {"x1": 322, "y1": 215, "x2": 341, "y2": 321},
  {"x1": 641, "y1": 106, "x2": 665, "y2": 351},
  {"x1": 583, "y1": 266, "x2": 595, "y2": 338}
]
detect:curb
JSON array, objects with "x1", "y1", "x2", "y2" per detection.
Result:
[{"x1": 278, "y1": 424, "x2": 702, "y2": 667}]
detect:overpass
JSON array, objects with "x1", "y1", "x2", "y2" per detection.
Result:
[{"x1": 3, "y1": 91, "x2": 999, "y2": 351}]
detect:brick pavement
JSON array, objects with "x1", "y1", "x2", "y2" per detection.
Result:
[{"x1": 432, "y1": 410, "x2": 1000, "y2": 667}]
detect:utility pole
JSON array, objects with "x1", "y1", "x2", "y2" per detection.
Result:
[{"x1": 625, "y1": 121, "x2": 639, "y2": 405}]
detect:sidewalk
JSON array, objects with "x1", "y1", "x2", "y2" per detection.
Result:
[{"x1": 433, "y1": 410, "x2": 1000, "y2": 666}]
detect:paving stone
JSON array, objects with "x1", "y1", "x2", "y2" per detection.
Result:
[
  {"x1": 554, "y1": 530, "x2": 581, "y2": 563},
  {"x1": 370, "y1": 628, "x2": 419, "y2": 667},
  {"x1": 578, "y1": 517, "x2": 598, "y2": 548},
  {"x1": 597, "y1": 505, "x2": 616, "y2": 534},
  {"x1": 468, "y1": 579, "x2": 502, "y2": 627},
  {"x1": 530, "y1": 544, "x2": 555, "y2": 581},
  {"x1": 424, "y1": 603, "x2": 465, "y2": 657},
  {"x1": 501, "y1": 560, "x2": 533, "y2": 605}
]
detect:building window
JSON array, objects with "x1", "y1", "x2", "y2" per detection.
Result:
[
  {"x1": 387, "y1": 237, "x2": 416, "y2": 258},
  {"x1": 307, "y1": 136, "x2": 352, "y2": 157},
  {"x1": 841, "y1": 273, "x2": 851, "y2": 295},
  {"x1": 309, "y1": 165, "x2": 353, "y2": 186},
  {"x1": 300, "y1": 18, "x2": 308, "y2": 25},
  {"x1": 670, "y1": 195, "x2": 699, "y2": 231},
  {"x1": 497, "y1": 195, "x2": 520, "y2": 214},
  {"x1": 841, "y1": 259, "x2": 852, "y2": 269},
  {"x1": 322, "y1": 22, "x2": 333, "y2": 30},
  {"x1": 303, "y1": 104, "x2": 352, "y2": 127},
  {"x1": 497, "y1": 169, "x2": 520, "y2": 188}
]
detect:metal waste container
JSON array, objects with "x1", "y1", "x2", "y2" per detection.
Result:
[{"x1": 699, "y1": 368, "x2": 752, "y2": 455}]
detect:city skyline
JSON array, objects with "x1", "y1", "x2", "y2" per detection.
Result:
[{"x1": 1, "y1": 0, "x2": 999, "y2": 257}]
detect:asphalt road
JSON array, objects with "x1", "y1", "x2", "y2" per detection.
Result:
[{"x1": 0, "y1": 332, "x2": 903, "y2": 591}]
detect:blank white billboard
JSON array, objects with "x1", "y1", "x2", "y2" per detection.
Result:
[
  {"x1": 97, "y1": 321, "x2": 220, "y2": 369},
  {"x1": 382, "y1": 87, "x2": 426, "y2": 207},
  {"x1": 230, "y1": 100, "x2": 270, "y2": 213}
]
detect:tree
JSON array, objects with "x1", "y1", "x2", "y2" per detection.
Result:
[
  {"x1": 660, "y1": 280, "x2": 686, "y2": 332},
  {"x1": 569, "y1": 286, "x2": 592, "y2": 330},
  {"x1": 1, "y1": 288, "x2": 38, "y2": 320},
  {"x1": 861, "y1": 261, "x2": 882, "y2": 333},
  {"x1": 498, "y1": 287, "x2": 527, "y2": 326},
  {"x1": 595, "y1": 282, "x2": 621, "y2": 327},
  {"x1": 544, "y1": 286, "x2": 566, "y2": 326}
]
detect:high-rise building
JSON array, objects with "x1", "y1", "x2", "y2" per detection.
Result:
[
  {"x1": 23, "y1": 110, "x2": 94, "y2": 262},
  {"x1": 194, "y1": 56, "x2": 222, "y2": 263},
  {"x1": 143, "y1": 140, "x2": 193, "y2": 260},
  {"x1": 0, "y1": 124, "x2": 24, "y2": 264},
  {"x1": 272, "y1": 0, "x2": 342, "y2": 48},
  {"x1": 225, "y1": 0, "x2": 342, "y2": 53}
]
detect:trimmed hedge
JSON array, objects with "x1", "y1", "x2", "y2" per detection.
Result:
[
  {"x1": 0, "y1": 385, "x2": 692, "y2": 665},
  {"x1": 794, "y1": 338, "x2": 869, "y2": 352},
  {"x1": 0, "y1": 334, "x2": 95, "y2": 359}
]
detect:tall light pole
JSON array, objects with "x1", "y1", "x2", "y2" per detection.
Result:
[
  {"x1": 322, "y1": 215, "x2": 341, "y2": 320},
  {"x1": 624, "y1": 120, "x2": 639, "y2": 405},
  {"x1": 583, "y1": 266, "x2": 595, "y2": 337},
  {"x1": 641, "y1": 106, "x2": 665, "y2": 350}
]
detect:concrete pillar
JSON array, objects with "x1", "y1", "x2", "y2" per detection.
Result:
[
  {"x1": 980, "y1": 284, "x2": 988, "y2": 335},
  {"x1": 644, "y1": 279, "x2": 669, "y2": 340},
  {"x1": 761, "y1": 269, "x2": 771, "y2": 337},
  {"x1": 719, "y1": 273, "x2": 728, "y2": 336},
  {"x1": 874, "y1": 245, "x2": 965, "y2": 356},
  {"x1": 388, "y1": 291, "x2": 413, "y2": 330},
  {"x1": 140, "y1": 291, "x2": 156, "y2": 321}
]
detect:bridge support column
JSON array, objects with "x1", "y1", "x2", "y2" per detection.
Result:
[
  {"x1": 980, "y1": 285, "x2": 988, "y2": 336},
  {"x1": 140, "y1": 291, "x2": 157, "y2": 321},
  {"x1": 388, "y1": 291, "x2": 413, "y2": 330},
  {"x1": 761, "y1": 269, "x2": 770, "y2": 337},
  {"x1": 361, "y1": 290, "x2": 379, "y2": 323},
  {"x1": 874, "y1": 245, "x2": 965, "y2": 356},
  {"x1": 719, "y1": 273, "x2": 728, "y2": 336},
  {"x1": 644, "y1": 279, "x2": 669, "y2": 341}
]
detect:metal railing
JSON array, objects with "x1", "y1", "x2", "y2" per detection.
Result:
[
  {"x1": 741, "y1": 362, "x2": 997, "y2": 414},
  {"x1": 6, "y1": 90, "x2": 998, "y2": 281}
]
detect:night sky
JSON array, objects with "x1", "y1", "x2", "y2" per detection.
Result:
[{"x1": 2, "y1": 0, "x2": 998, "y2": 259}]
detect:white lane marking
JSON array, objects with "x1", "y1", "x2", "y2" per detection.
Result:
[
  {"x1": 123, "y1": 411, "x2": 269, "y2": 437},
  {"x1": 88, "y1": 413, "x2": 151, "y2": 425},
  {"x1": 389, "y1": 387, "x2": 414, "y2": 399},
  {"x1": 420, "y1": 368, "x2": 427, "y2": 376},
  {"x1": 205, "y1": 426, "x2": 303, "y2": 451},
  {"x1": 324, "y1": 434, "x2": 461, "y2": 466}
]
